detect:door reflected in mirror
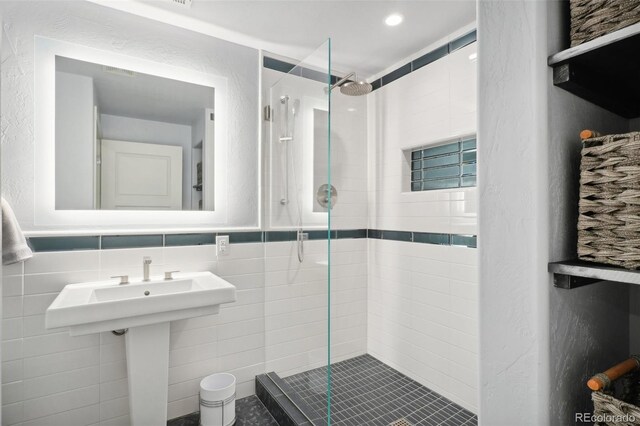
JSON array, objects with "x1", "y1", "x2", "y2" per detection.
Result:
[{"x1": 55, "y1": 56, "x2": 215, "y2": 211}]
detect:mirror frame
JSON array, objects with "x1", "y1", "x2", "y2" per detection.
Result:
[{"x1": 34, "y1": 36, "x2": 232, "y2": 230}]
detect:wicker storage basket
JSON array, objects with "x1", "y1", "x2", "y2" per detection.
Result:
[
  {"x1": 578, "y1": 132, "x2": 640, "y2": 269},
  {"x1": 591, "y1": 371, "x2": 640, "y2": 426},
  {"x1": 570, "y1": 0, "x2": 640, "y2": 46}
]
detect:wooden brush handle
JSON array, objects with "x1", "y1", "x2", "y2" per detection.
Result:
[
  {"x1": 580, "y1": 129, "x2": 601, "y2": 140},
  {"x1": 587, "y1": 357, "x2": 640, "y2": 391}
]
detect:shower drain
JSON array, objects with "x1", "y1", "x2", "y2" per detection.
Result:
[{"x1": 389, "y1": 419, "x2": 413, "y2": 426}]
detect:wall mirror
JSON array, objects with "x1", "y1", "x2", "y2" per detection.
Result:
[
  {"x1": 34, "y1": 37, "x2": 234, "y2": 229},
  {"x1": 55, "y1": 56, "x2": 215, "y2": 211}
]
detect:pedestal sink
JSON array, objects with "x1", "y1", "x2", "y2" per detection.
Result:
[{"x1": 45, "y1": 272, "x2": 236, "y2": 425}]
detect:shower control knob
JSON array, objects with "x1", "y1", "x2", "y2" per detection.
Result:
[{"x1": 316, "y1": 184, "x2": 338, "y2": 209}]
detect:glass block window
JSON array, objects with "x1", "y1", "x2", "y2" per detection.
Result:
[{"x1": 410, "y1": 136, "x2": 476, "y2": 191}]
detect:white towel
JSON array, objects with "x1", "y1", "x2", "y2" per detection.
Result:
[{"x1": 2, "y1": 197, "x2": 33, "y2": 265}]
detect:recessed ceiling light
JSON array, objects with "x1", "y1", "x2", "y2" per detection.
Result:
[
  {"x1": 385, "y1": 14, "x2": 403, "y2": 27},
  {"x1": 468, "y1": 53, "x2": 477, "y2": 61}
]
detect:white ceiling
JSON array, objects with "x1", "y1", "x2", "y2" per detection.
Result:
[
  {"x1": 101, "y1": 0, "x2": 476, "y2": 77},
  {"x1": 57, "y1": 56, "x2": 214, "y2": 126}
]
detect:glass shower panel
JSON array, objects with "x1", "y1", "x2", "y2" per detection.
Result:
[{"x1": 264, "y1": 39, "x2": 332, "y2": 424}]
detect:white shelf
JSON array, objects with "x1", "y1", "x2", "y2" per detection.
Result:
[{"x1": 548, "y1": 22, "x2": 640, "y2": 65}]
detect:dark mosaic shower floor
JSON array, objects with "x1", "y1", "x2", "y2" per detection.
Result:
[{"x1": 281, "y1": 354, "x2": 478, "y2": 426}]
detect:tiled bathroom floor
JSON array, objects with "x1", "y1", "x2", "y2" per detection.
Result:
[
  {"x1": 167, "y1": 395, "x2": 278, "y2": 426},
  {"x1": 282, "y1": 354, "x2": 478, "y2": 426},
  {"x1": 235, "y1": 396, "x2": 280, "y2": 426}
]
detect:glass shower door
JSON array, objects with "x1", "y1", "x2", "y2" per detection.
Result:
[{"x1": 263, "y1": 39, "x2": 333, "y2": 425}]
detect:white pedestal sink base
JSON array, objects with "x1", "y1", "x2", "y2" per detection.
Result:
[
  {"x1": 45, "y1": 272, "x2": 237, "y2": 425},
  {"x1": 125, "y1": 323, "x2": 170, "y2": 426}
]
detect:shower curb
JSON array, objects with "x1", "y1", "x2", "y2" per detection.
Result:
[{"x1": 256, "y1": 373, "x2": 314, "y2": 426}]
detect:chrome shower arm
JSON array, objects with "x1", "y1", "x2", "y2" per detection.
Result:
[{"x1": 329, "y1": 72, "x2": 355, "y2": 92}]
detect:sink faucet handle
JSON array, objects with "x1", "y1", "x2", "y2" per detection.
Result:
[
  {"x1": 111, "y1": 275, "x2": 129, "y2": 285},
  {"x1": 164, "y1": 271, "x2": 180, "y2": 280},
  {"x1": 142, "y1": 256, "x2": 152, "y2": 282}
]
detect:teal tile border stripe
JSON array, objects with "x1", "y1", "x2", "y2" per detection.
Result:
[
  {"x1": 366, "y1": 229, "x2": 477, "y2": 248},
  {"x1": 265, "y1": 30, "x2": 477, "y2": 93},
  {"x1": 263, "y1": 57, "x2": 341, "y2": 85},
  {"x1": 165, "y1": 233, "x2": 215, "y2": 246},
  {"x1": 101, "y1": 234, "x2": 163, "y2": 250},
  {"x1": 27, "y1": 229, "x2": 476, "y2": 252},
  {"x1": 28, "y1": 236, "x2": 100, "y2": 252}
]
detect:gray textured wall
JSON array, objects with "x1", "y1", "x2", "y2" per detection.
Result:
[
  {"x1": 478, "y1": 1, "x2": 550, "y2": 424},
  {"x1": 546, "y1": 2, "x2": 630, "y2": 425}
]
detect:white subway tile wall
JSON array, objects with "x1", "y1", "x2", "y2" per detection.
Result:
[
  {"x1": 367, "y1": 42, "x2": 479, "y2": 411},
  {"x1": 264, "y1": 239, "x2": 368, "y2": 378},
  {"x1": 1, "y1": 238, "x2": 370, "y2": 425},
  {"x1": 1, "y1": 243, "x2": 266, "y2": 425},
  {"x1": 367, "y1": 240, "x2": 478, "y2": 412},
  {"x1": 368, "y1": 43, "x2": 478, "y2": 235}
]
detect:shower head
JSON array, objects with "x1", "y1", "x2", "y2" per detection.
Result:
[
  {"x1": 327, "y1": 72, "x2": 373, "y2": 96},
  {"x1": 339, "y1": 80, "x2": 373, "y2": 96}
]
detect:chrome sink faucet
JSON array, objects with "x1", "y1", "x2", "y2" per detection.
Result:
[{"x1": 143, "y1": 256, "x2": 152, "y2": 281}]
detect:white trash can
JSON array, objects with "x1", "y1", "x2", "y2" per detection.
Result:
[{"x1": 200, "y1": 373, "x2": 236, "y2": 426}]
